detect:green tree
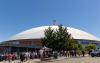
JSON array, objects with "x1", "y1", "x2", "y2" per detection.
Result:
[
  {"x1": 56, "y1": 25, "x2": 71, "y2": 50},
  {"x1": 77, "y1": 44, "x2": 84, "y2": 51},
  {"x1": 41, "y1": 25, "x2": 79, "y2": 51},
  {"x1": 41, "y1": 27, "x2": 56, "y2": 48},
  {"x1": 85, "y1": 44, "x2": 96, "y2": 51},
  {"x1": 68, "y1": 38, "x2": 79, "y2": 50}
]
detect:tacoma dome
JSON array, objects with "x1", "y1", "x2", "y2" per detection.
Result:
[{"x1": 0, "y1": 25, "x2": 100, "y2": 53}]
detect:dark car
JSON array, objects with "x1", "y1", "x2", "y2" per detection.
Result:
[{"x1": 90, "y1": 49, "x2": 100, "y2": 57}]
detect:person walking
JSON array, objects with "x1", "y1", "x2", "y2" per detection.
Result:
[
  {"x1": 82, "y1": 50, "x2": 85, "y2": 57},
  {"x1": 67, "y1": 51, "x2": 70, "y2": 57},
  {"x1": 20, "y1": 53, "x2": 25, "y2": 63},
  {"x1": 74, "y1": 50, "x2": 77, "y2": 57},
  {"x1": 39, "y1": 49, "x2": 44, "y2": 58},
  {"x1": 53, "y1": 51, "x2": 58, "y2": 59}
]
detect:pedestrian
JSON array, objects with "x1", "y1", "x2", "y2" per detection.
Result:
[
  {"x1": 30, "y1": 52, "x2": 33, "y2": 59},
  {"x1": 34, "y1": 51, "x2": 37, "y2": 58},
  {"x1": 20, "y1": 53, "x2": 25, "y2": 63},
  {"x1": 88, "y1": 50, "x2": 92, "y2": 55},
  {"x1": 70, "y1": 50, "x2": 73, "y2": 57},
  {"x1": 82, "y1": 50, "x2": 85, "y2": 57},
  {"x1": 67, "y1": 51, "x2": 70, "y2": 57},
  {"x1": 74, "y1": 50, "x2": 77, "y2": 57},
  {"x1": 53, "y1": 51, "x2": 58, "y2": 59},
  {"x1": 39, "y1": 49, "x2": 44, "y2": 58}
]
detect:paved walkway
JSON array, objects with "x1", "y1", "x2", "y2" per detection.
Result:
[
  {"x1": 47, "y1": 57, "x2": 100, "y2": 63},
  {"x1": 1, "y1": 56, "x2": 100, "y2": 63},
  {"x1": 0, "y1": 57, "x2": 66, "y2": 63}
]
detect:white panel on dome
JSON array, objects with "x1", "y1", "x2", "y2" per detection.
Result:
[{"x1": 8, "y1": 25, "x2": 100, "y2": 41}]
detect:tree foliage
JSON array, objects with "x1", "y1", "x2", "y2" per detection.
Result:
[
  {"x1": 41, "y1": 27, "x2": 56, "y2": 48},
  {"x1": 77, "y1": 44, "x2": 84, "y2": 51},
  {"x1": 41, "y1": 25, "x2": 79, "y2": 50},
  {"x1": 85, "y1": 44, "x2": 96, "y2": 51}
]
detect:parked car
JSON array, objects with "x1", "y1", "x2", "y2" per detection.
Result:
[{"x1": 90, "y1": 49, "x2": 100, "y2": 57}]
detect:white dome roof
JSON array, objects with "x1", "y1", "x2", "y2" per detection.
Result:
[{"x1": 8, "y1": 25, "x2": 100, "y2": 41}]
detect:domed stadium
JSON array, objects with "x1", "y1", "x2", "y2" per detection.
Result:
[{"x1": 0, "y1": 25, "x2": 100, "y2": 53}]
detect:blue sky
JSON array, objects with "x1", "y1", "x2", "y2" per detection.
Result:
[{"x1": 0, "y1": 0, "x2": 100, "y2": 41}]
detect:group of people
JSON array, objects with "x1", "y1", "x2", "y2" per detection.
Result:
[
  {"x1": 0, "y1": 49, "x2": 86, "y2": 62},
  {"x1": 58, "y1": 50, "x2": 85, "y2": 57},
  {"x1": 19, "y1": 51, "x2": 40, "y2": 62},
  {"x1": 0, "y1": 53, "x2": 18, "y2": 61}
]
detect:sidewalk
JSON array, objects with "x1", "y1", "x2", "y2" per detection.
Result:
[
  {"x1": 55, "y1": 57, "x2": 66, "y2": 61},
  {"x1": 43, "y1": 57, "x2": 67, "y2": 62},
  {"x1": 0, "y1": 57, "x2": 67, "y2": 63}
]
